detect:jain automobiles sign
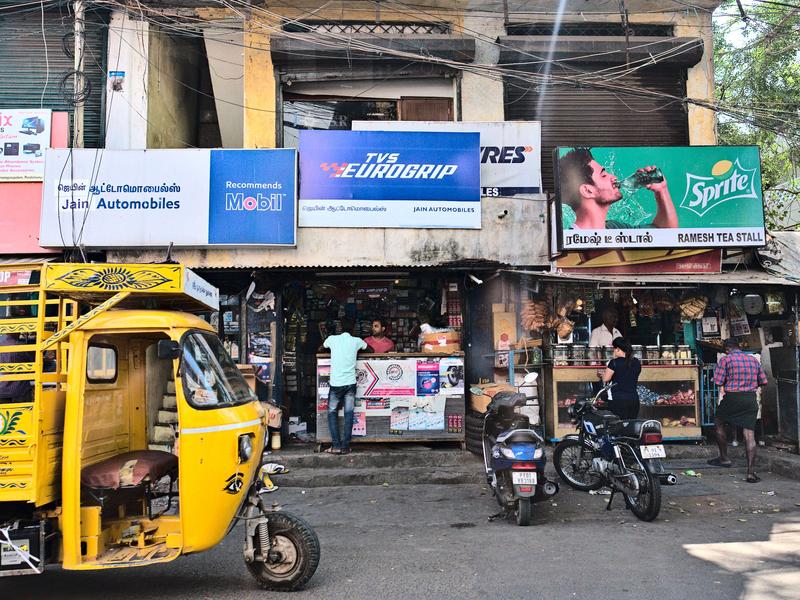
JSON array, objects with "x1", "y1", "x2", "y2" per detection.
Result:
[
  {"x1": 39, "y1": 149, "x2": 296, "y2": 247},
  {"x1": 554, "y1": 146, "x2": 765, "y2": 250},
  {"x1": 298, "y1": 130, "x2": 481, "y2": 228}
]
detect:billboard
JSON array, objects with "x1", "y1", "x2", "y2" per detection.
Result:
[
  {"x1": 555, "y1": 146, "x2": 765, "y2": 250},
  {"x1": 298, "y1": 130, "x2": 480, "y2": 228},
  {"x1": 40, "y1": 149, "x2": 296, "y2": 247},
  {"x1": 0, "y1": 109, "x2": 51, "y2": 182},
  {"x1": 354, "y1": 121, "x2": 542, "y2": 196}
]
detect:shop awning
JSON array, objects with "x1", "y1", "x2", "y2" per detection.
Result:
[
  {"x1": 757, "y1": 232, "x2": 800, "y2": 285},
  {"x1": 503, "y1": 268, "x2": 800, "y2": 287}
]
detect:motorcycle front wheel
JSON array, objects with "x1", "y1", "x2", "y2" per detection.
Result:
[
  {"x1": 553, "y1": 438, "x2": 604, "y2": 491},
  {"x1": 515, "y1": 498, "x2": 532, "y2": 526},
  {"x1": 620, "y1": 448, "x2": 662, "y2": 522},
  {"x1": 246, "y1": 511, "x2": 321, "y2": 591}
]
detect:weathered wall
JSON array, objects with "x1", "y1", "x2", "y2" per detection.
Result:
[
  {"x1": 105, "y1": 11, "x2": 149, "y2": 149},
  {"x1": 461, "y1": 12, "x2": 505, "y2": 121},
  {"x1": 146, "y1": 26, "x2": 201, "y2": 148},
  {"x1": 202, "y1": 21, "x2": 244, "y2": 148},
  {"x1": 107, "y1": 196, "x2": 549, "y2": 267}
]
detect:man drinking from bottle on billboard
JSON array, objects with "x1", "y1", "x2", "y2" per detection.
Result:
[{"x1": 558, "y1": 147, "x2": 678, "y2": 230}]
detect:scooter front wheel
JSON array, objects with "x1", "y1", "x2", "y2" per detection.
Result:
[
  {"x1": 515, "y1": 498, "x2": 532, "y2": 526},
  {"x1": 246, "y1": 511, "x2": 321, "y2": 591}
]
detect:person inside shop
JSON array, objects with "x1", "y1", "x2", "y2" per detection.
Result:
[
  {"x1": 597, "y1": 336, "x2": 642, "y2": 419},
  {"x1": 558, "y1": 146, "x2": 677, "y2": 230},
  {"x1": 363, "y1": 318, "x2": 395, "y2": 353},
  {"x1": 708, "y1": 338, "x2": 768, "y2": 483},
  {"x1": 322, "y1": 317, "x2": 368, "y2": 455},
  {"x1": 589, "y1": 307, "x2": 622, "y2": 347}
]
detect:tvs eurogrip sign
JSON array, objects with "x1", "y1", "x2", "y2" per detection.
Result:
[
  {"x1": 554, "y1": 146, "x2": 766, "y2": 250},
  {"x1": 39, "y1": 149, "x2": 297, "y2": 247},
  {"x1": 298, "y1": 130, "x2": 481, "y2": 228}
]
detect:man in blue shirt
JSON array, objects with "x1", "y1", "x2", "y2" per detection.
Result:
[{"x1": 323, "y1": 318, "x2": 367, "y2": 454}]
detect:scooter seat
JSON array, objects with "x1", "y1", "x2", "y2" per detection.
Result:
[{"x1": 496, "y1": 428, "x2": 542, "y2": 445}]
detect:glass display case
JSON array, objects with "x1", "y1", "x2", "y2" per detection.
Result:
[{"x1": 547, "y1": 366, "x2": 701, "y2": 441}]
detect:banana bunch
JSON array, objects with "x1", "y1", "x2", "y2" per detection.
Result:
[
  {"x1": 521, "y1": 299, "x2": 549, "y2": 332},
  {"x1": 680, "y1": 296, "x2": 708, "y2": 320}
]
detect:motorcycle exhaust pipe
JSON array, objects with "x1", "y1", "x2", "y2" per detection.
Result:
[
  {"x1": 659, "y1": 473, "x2": 678, "y2": 486},
  {"x1": 542, "y1": 481, "x2": 559, "y2": 497}
]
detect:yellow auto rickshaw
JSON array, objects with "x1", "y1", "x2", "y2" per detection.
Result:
[{"x1": 0, "y1": 262, "x2": 319, "y2": 590}]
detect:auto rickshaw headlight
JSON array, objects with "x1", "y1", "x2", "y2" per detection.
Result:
[{"x1": 238, "y1": 433, "x2": 254, "y2": 463}]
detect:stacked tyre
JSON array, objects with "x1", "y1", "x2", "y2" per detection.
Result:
[{"x1": 465, "y1": 411, "x2": 484, "y2": 455}]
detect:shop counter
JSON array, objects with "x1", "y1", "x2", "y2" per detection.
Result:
[
  {"x1": 315, "y1": 352, "x2": 465, "y2": 446},
  {"x1": 546, "y1": 365, "x2": 701, "y2": 441}
]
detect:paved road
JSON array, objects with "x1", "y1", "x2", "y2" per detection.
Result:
[{"x1": 6, "y1": 460, "x2": 800, "y2": 600}]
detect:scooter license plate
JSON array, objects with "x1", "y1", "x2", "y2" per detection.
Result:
[
  {"x1": 640, "y1": 444, "x2": 666, "y2": 459},
  {"x1": 511, "y1": 471, "x2": 537, "y2": 485}
]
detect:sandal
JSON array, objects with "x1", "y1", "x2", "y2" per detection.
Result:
[
  {"x1": 339, "y1": 447, "x2": 351, "y2": 455},
  {"x1": 746, "y1": 474, "x2": 762, "y2": 483},
  {"x1": 707, "y1": 457, "x2": 732, "y2": 468},
  {"x1": 324, "y1": 447, "x2": 341, "y2": 454}
]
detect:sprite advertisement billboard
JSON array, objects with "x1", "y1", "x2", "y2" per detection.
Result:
[{"x1": 554, "y1": 146, "x2": 765, "y2": 250}]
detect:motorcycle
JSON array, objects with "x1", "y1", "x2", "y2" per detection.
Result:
[
  {"x1": 483, "y1": 373, "x2": 559, "y2": 526},
  {"x1": 553, "y1": 382, "x2": 671, "y2": 522}
]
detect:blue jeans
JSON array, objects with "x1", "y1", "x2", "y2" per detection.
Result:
[{"x1": 327, "y1": 384, "x2": 356, "y2": 449}]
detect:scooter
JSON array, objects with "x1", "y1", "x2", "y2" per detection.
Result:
[{"x1": 482, "y1": 373, "x2": 559, "y2": 526}]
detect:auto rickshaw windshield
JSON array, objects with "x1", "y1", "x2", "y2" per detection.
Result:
[{"x1": 181, "y1": 331, "x2": 256, "y2": 408}]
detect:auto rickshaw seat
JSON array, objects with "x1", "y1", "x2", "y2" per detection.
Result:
[{"x1": 81, "y1": 450, "x2": 178, "y2": 518}]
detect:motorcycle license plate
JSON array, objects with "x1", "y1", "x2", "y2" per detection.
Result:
[
  {"x1": 512, "y1": 471, "x2": 537, "y2": 485},
  {"x1": 640, "y1": 444, "x2": 666, "y2": 459}
]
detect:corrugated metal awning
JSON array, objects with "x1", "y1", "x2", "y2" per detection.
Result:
[{"x1": 503, "y1": 268, "x2": 800, "y2": 287}]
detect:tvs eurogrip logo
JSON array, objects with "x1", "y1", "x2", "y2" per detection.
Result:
[
  {"x1": 680, "y1": 159, "x2": 759, "y2": 217},
  {"x1": 480, "y1": 145, "x2": 534, "y2": 164},
  {"x1": 320, "y1": 152, "x2": 459, "y2": 180}
]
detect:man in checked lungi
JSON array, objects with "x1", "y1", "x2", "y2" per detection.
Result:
[{"x1": 708, "y1": 338, "x2": 768, "y2": 483}]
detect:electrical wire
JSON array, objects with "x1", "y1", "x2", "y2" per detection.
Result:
[{"x1": 39, "y1": 0, "x2": 49, "y2": 108}]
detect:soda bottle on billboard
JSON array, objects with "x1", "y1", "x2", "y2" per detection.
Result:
[{"x1": 614, "y1": 167, "x2": 664, "y2": 195}]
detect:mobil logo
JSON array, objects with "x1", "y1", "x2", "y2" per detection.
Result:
[
  {"x1": 225, "y1": 192, "x2": 284, "y2": 212},
  {"x1": 480, "y1": 145, "x2": 534, "y2": 164}
]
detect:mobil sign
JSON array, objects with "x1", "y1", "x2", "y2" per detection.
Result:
[
  {"x1": 40, "y1": 149, "x2": 297, "y2": 247},
  {"x1": 354, "y1": 121, "x2": 542, "y2": 196}
]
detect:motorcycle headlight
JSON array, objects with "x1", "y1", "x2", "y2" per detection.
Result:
[
  {"x1": 533, "y1": 447, "x2": 544, "y2": 460},
  {"x1": 238, "y1": 433, "x2": 254, "y2": 463},
  {"x1": 500, "y1": 447, "x2": 516, "y2": 459}
]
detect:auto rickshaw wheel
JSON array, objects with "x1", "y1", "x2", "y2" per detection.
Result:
[{"x1": 246, "y1": 511, "x2": 320, "y2": 591}]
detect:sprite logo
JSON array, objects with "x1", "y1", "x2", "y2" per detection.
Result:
[{"x1": 680, "y1": 159, "x2": 759, "y2": 217}]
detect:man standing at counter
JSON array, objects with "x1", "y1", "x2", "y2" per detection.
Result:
[
  {"x1": 708, "y1": 338, "x2": 767, "y2": 483},
  {"x1": 364, "y1": 318, "x2": 395, "y2": 353},
  {"x1": 323, "y1": 318, "x2": 368, "y2": 455},
  {"x1": 589, "y1": 308, "x2": 622, "y2": 347}
]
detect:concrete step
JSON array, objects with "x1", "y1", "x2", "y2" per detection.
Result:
[
  {"x1": 276, "y1": 466, "x2": 486, "y2": 488},
  {"x1": 274, "y1": 448, "x2": 482, "y2": 471}
]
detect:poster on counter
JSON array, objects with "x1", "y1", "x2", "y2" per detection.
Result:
[
  {"x1": 298, "y1": 130, "x2": 481, "y2": 229},
  {"x1": 416, "y1": 360, "x2": 441, "y2": 396},
  {"x1": 356, "y1": 359, "x2": 417, "y2": 398},
  {"x1": 0, "y1": 109, "x2": 51, "y2": 182},
  {"x1": 352, "y1": 412, "x2": 367, "y2": 436},
  {"x1": 439, "y1": 357, "x2": 464, "y2": 395},
  {"x1": 355, "y1": 120, "x2": 542, "y2": 196},
  {"x1": 40, "y1": 148, "x2": 297, "y2": 247},
  {"x1": 555, "y1": 146, "x2": 765, "y2": 250},
  {"x1": 390, "y1": 400, "x2": 410, "y2": 431},
  {"x1": 408, "y1": 396, "x2": 446, "y2": 431}
]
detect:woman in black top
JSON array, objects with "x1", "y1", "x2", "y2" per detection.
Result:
[{"x1": 600, "y1": 337, "x2": 641, "y2": 419}]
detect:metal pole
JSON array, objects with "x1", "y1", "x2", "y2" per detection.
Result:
[{"x1": 73, "y1": 0, "x2": 85, "y2": 148}]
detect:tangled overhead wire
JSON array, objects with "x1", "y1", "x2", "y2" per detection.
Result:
[{"x1": 59, "y1": 69, "x2": 92, "y2": 105}]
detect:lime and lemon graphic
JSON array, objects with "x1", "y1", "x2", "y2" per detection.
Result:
[{"x1": 711, "y1": 159, "x2": 733, "y2": 178}]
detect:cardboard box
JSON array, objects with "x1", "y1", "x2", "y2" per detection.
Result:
[
  {"x1": 468, "y1": 382, "x2": 516, "y2": 413},
  {"x1": 421, "y1": 331, "x2": 461, "y2": 346},
  {"x1": 492, "y1": 312, "x2": 517, "y2": 349},
  {"x1": 422, "y1": 342, "x2": 461, "y2": 355}
]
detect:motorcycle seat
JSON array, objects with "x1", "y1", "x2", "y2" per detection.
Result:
[
  {"x1": 615, "y1": 419, "x2": 661, "y2": 439},
  {"x1": 496, "y1": 428, "x2": 542, "y2": 445}
]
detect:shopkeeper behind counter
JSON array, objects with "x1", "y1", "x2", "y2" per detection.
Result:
[
  {"x1": 589, "y1": 307, "x2": 622, "y2": 347},
  {"x1": 364, "y1": 318, "x2": 395, "y2": 353}
]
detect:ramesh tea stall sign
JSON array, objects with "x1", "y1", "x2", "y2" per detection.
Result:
[
  {"x1": 39, "y1": 149, "x2": 297, "y2": 247},
  {"x1": 354, "y1": 121, "x2": 542, "y2": 196},
  {"x1": 298, "y1": 130, "x2": 481, "y2": 228},
  {"x1": 554, "y1": 146, "x2": 765, "y2": 250}
]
